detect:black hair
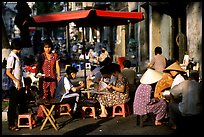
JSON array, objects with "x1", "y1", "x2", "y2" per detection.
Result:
[
  {"x1": 24, "y1": 77, "x2": 32, "y2": 86},
  {"x1": 11, "y1": 38, "x2": 22, "y2": 50},
  {"x1": 110, "y1": 63, "x2": 121, "y2": 73},
  {"x1": 42, "y1": 38, "x2": 54, "y2": 50},
  {"x1": 99, "y1": 57, "x2": 112, "y2": 67},
  {"x1": 189, "y1": 70, "x2": 199, "y2": 81},
  {"x1": 154, "y1": 46, "x2": 162, "y2": 55},
  {"x1": 66, "y1": 66, "x2": 78, "y2": 75},
  {"x1": 100, "y1": 65, "x2": 112, "y2": 75},
  {"x1": 123, "y1": 60, "x2": 131, "y2": 68}
]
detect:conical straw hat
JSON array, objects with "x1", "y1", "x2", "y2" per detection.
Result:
[
  {"x1": 164, "y1": 62, "x2": 186, "y2": 73},
  {"x1": 140, "y1": 68, "x2": 163, "y2": 84}
]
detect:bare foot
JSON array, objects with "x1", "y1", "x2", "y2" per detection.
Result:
[
  {"x1": 99, "y1": 114, "x2": 107, "y2": 118},
  {"x1": 104, "y1": 110, "x2": 108, "y2": 116},
  {"x1": 155, "y1": 120, "x2": 162, "y2": 126}
]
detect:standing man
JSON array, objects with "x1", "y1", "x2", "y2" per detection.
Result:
[{"x1": 6, "y1": 38, "x2": 24, "y2": 131}]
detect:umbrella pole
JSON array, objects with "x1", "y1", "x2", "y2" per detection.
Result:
[{"x1": 82, "y1": 27, "x2": 87, "y2": 89}]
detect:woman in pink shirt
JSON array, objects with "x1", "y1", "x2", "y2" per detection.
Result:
[{"x1": 148, "y1": 46, "x2": 166, "y2": 73}]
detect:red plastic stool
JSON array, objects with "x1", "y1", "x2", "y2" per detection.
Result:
[
  {"x1": 59, "y1": 104, "x2": 71, "y2": 116},
  {"x1": 17, "y1": 113, "x2": 34, "y2": 129},
  {"x1": 112, "y1": 103, "x2": 130, "y2": 117},
  {"x1": 82, "y1": 106, "x2": 96, "y2": 119}
]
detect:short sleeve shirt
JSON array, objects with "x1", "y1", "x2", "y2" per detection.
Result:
[{"x1": 6, "y1": 51, "x2": 24, "y2": 87}]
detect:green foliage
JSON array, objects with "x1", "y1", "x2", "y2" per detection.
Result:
[
  {"x1": 33, "y1": 2, "x2": 64, "y2": 38},
  {"x1": 2, "y1": 101, "x2": 9, "y2": 111},
  {"x1": 34, "y1": 2, "x2": 63, "y2": 15}
]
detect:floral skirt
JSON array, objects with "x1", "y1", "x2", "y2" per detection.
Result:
[{"x1": 97, "y1": 91, "x2": 129, "y2": 107}]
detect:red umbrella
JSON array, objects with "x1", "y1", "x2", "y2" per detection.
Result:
[{"x1": 31, "y1": 9, "x2": 144, "y2": 27}]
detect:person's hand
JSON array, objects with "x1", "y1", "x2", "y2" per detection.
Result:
[
  {"x1": 79, "y1": 81, "x2": 84, "y2": 88},
  {"x1": 36, "y1": 73, "x2": 45, "y2": 78},
  {"x1": 107, "y1": 84, "x2": 112, "y2": 89},
  {"x1": 15, "y1": 80, "x2": 21, "y2": 91},
  {"x1": 154, "y1": 97, "x2": 160, "y2": 102},
  {"x1": 57, "y1": 75, "x2": 61, "y2": 82}
]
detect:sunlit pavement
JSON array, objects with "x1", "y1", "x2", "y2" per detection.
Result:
[{"x1": 2, "y1": 114, "x2": 178, "y2": 135}]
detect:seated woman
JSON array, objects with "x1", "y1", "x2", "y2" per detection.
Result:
[
  {"x1": 59, "y1": 66, "x2": 84, "y2": 114},
  {"x1": 86, "y1": 57, "x2": 113, "y2": 89},
  {"x1": 133, "y1": 68, "x2": 168, "y2": 126},
  {"x1": 154, "y1": 71, "x2": 173, "y2": 99},
  {"x1": 96, "y1": 63, "x2": 130, "y2": 118}
]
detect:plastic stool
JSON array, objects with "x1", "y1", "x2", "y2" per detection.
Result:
[
  {"x1": 112, "y1": 103, "x2": 130, "y2": 117},
  {"x1": 72, "y1": 63, "x2": 77, "y2": 68},
  {"x1": 82, "y1": 106, "x2": 96, "y2": 119},
  {"x1": 80, "y1": 62, "x2": 85, "y2": 69},
  {"x1": 65, "y1": 64, "x2": 71, "y2": 70},
  {"x1": 76, "y1": 64, "x2": 82, "y2": 70},
  {"x1": 17, "y1": 113, "x2": 33, "y2": 129},
  {"x1": 59, "y1": 104, "x2": 71, "y2": 116},
  {"x1": 85, "y1": 63, "x2": 91, "y2": 70}
]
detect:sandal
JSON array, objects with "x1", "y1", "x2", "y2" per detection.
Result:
[
  {"x1": 170, "y1": 125, "x2": 177, "y2": 130},
  {"x1": 97, "y1": 115, "x2": 107, "y2": 119},
  {"x1": 155, "y1": 120, "x2": 162, "y2": 126},
  {"x1": 32, "y1": 120, "x2": 36, "y2": 128},
  {"x1": 8, "y1": 126, "x2": 20, "y2": 131}
]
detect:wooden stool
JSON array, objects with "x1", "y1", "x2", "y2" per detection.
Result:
[
  {"x1": 59, "y1": 104, "x2": 71, "y2": 116},
  {"x1": 112, "y1": 103, "x2": 130, "y2": 117},
  {"x1": 82, "y1": 106, "x2": 96, "y2": 119},
  {"x1": 17, "y1": 113, "x2": 33, "y2": 129}
]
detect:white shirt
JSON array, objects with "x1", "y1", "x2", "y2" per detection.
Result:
[
  {"x1": 79, "y1": 54, "x2": 89, "y2": 60},
  {"x1": 6, "y1": 51, "x2": 24, "y2": 88},
  {"x1": 64, "y1": 77, "x2": 73, "y2": 93},
  {"x1": 171, "y1": 74, "x2": 185, "y2": 89},
  {"x1": 60, "y1": 77, "x2": 79, "y2": 102}
]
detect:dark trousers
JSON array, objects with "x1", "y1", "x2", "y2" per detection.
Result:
[
  {"x1": 8, "y1": 87, "x2": 19, "y2": 127},
  {"x1": 168, "y1": 102, "x2": 181, "y2": 126},
  {"x1": 8, "y1": 87, "x2": 28, "y2": 127}
]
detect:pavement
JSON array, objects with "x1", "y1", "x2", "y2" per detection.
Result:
[{"x1": 2, "y1": 113, "x2": 178, "y2": 135}]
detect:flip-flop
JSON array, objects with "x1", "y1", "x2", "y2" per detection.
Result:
[
  {"x1": 170, "y1": 125, "x2": 177, "y2": 130},
  {"x1": 97, "y1": 115, "x2": 107, "y2": 119},
  {"x1": 8, "y1": 126, "x2": 20, "y2": 131},
  {"x1": 97, "y1": 114, "x2": 108, "y2": 119}
]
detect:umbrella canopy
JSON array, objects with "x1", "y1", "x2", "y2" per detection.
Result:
[{"x1": 31, "y1": 9, "x2": 144, "y2": 27}]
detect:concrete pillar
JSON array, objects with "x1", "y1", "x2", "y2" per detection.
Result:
[{"x1": 121, "y1": 25, "x2": 126, "y2": 57}]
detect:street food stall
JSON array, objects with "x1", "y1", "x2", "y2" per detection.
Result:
[{"x1": 29, "y1": 9, "x2": 144, "y2": 88}]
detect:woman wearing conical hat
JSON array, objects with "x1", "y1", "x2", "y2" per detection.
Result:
[
  {"x1": 164, "y1": 61, "x2": 187, "y2": 89},
  {"x1": 154, "y1": 72, "x2": 173, "y2": 99},
  {"x1": 133, "y1": 68, "x2": 168, "y2": 126}
]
